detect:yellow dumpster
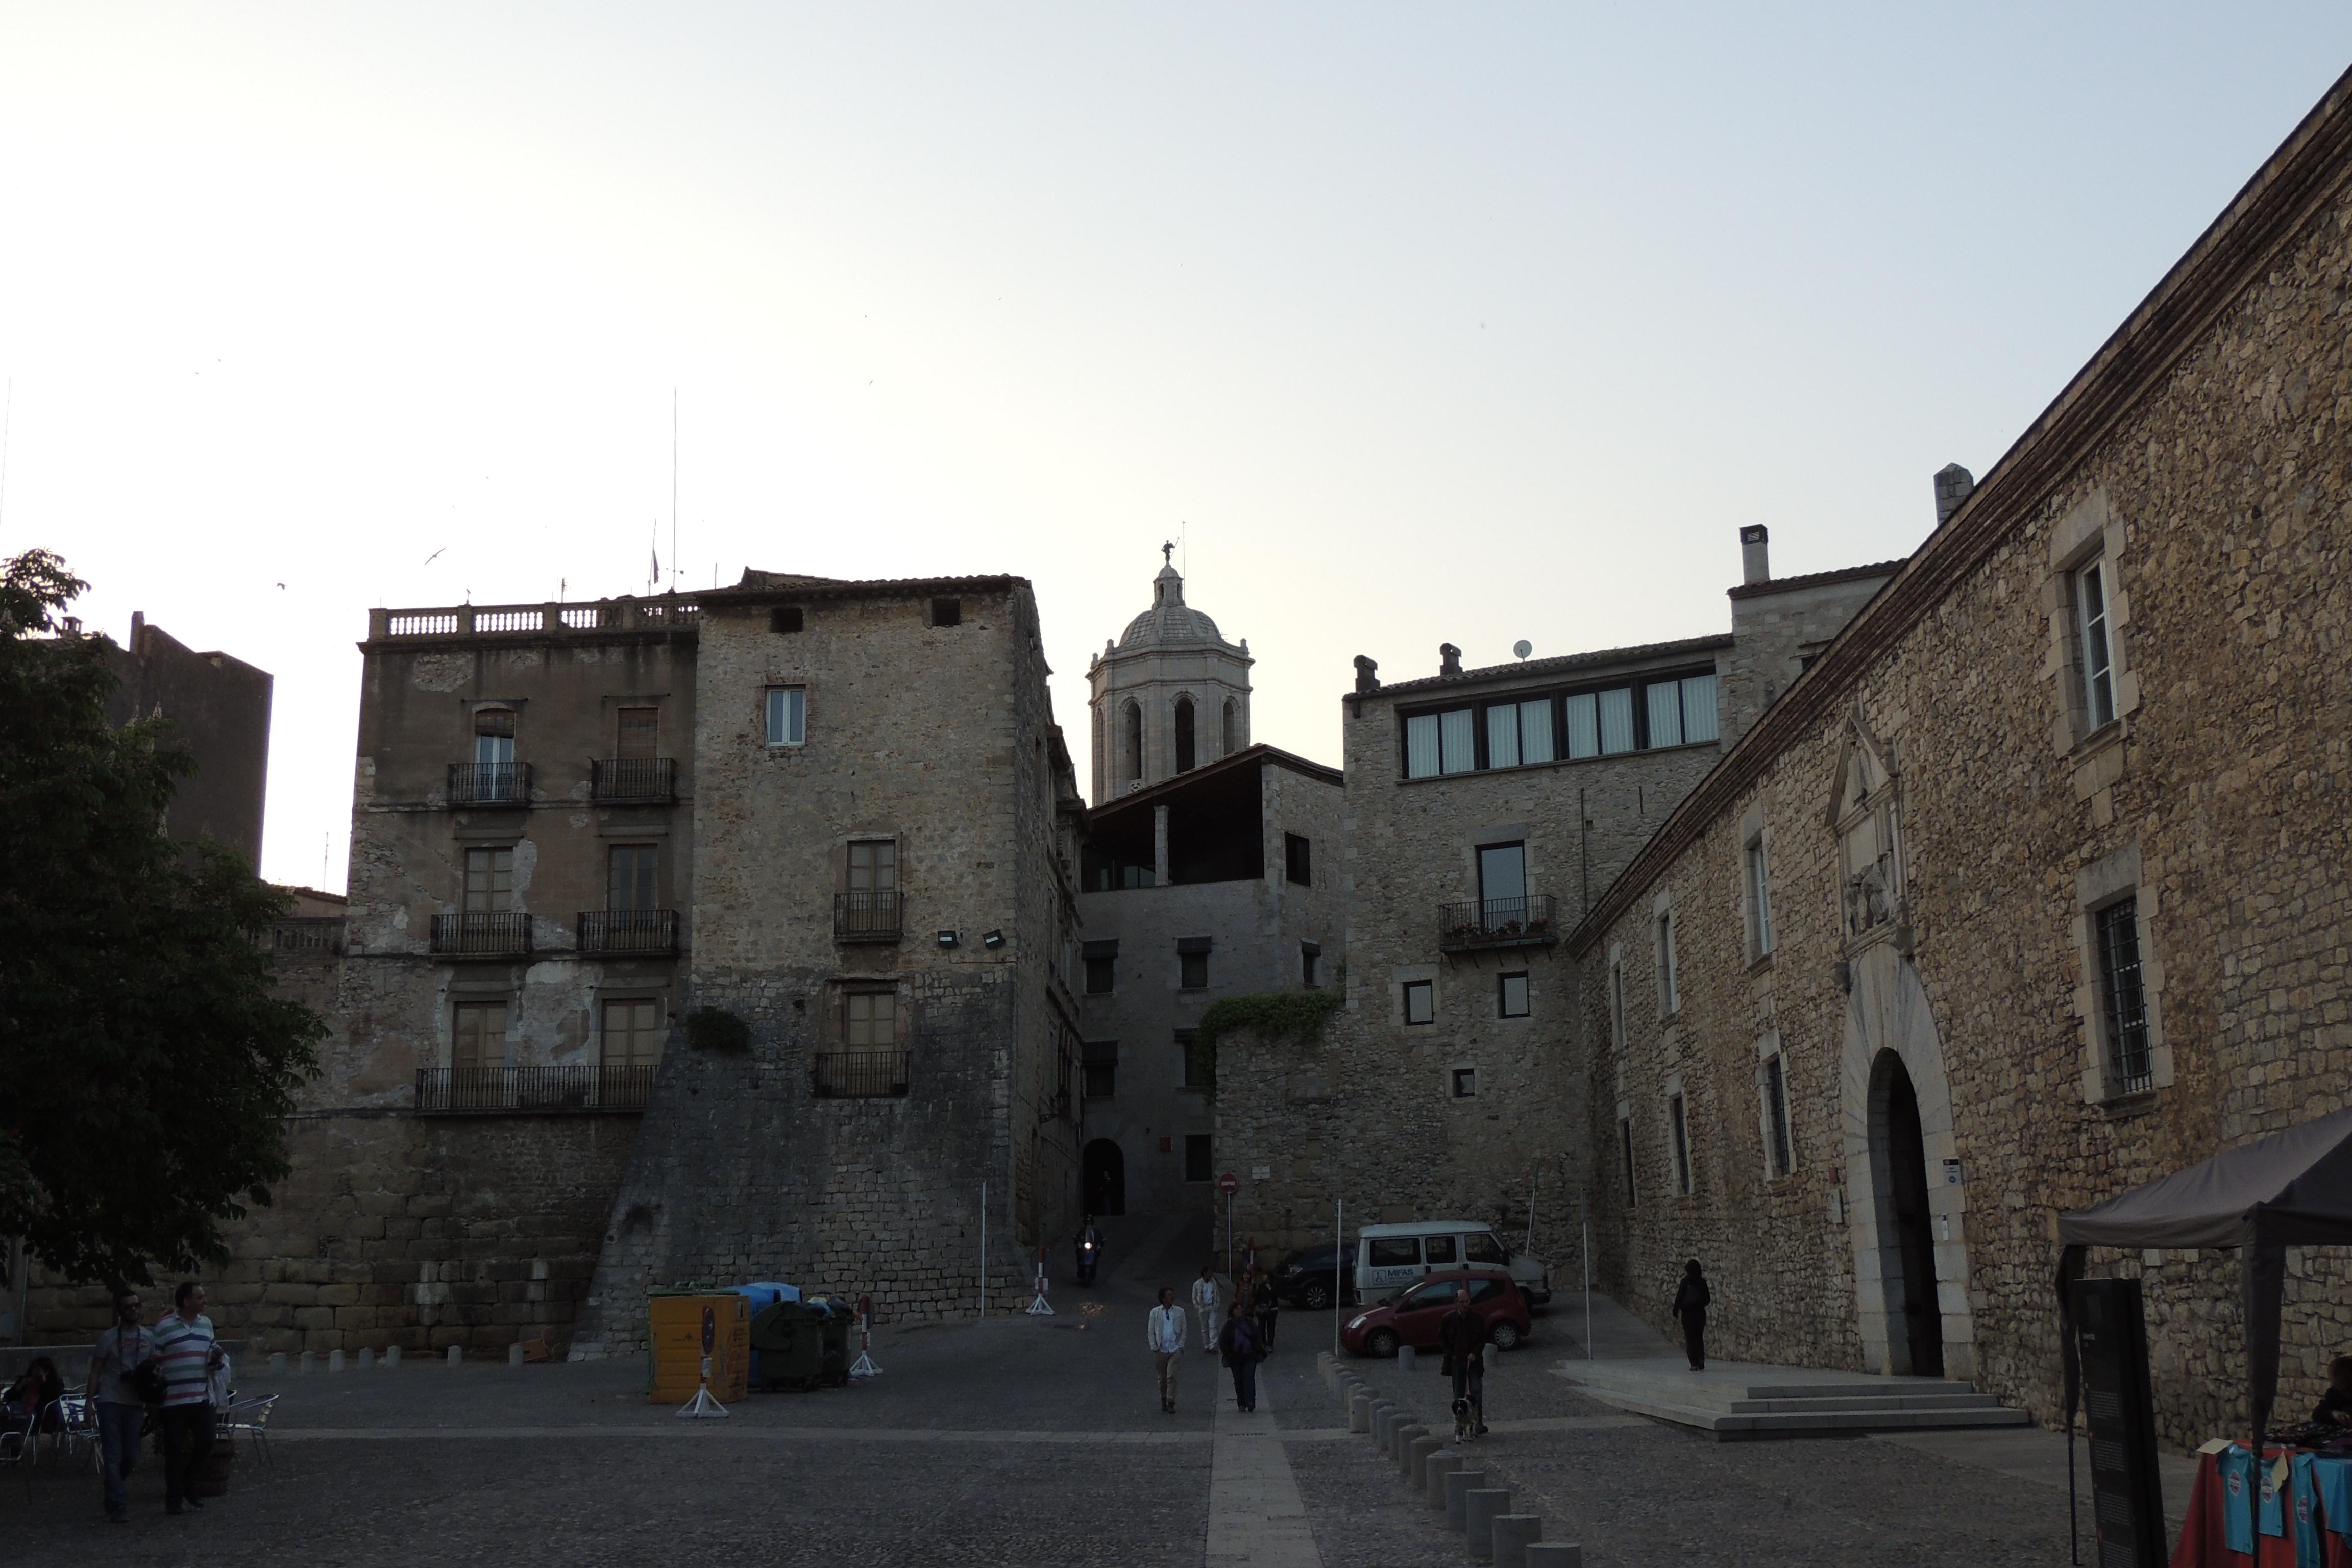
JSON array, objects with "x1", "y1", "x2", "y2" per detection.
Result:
[{"x1": 648, "y1": 1292, "x2": 750, "y2": 1403}]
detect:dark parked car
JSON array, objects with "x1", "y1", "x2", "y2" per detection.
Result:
[
  {"x1": 1341, "y1": 1269, "x2": 1531, "y2": 1358},
  {"x1": 1269, "y1": 1243, "x2": 1353, "y2": 1310}
]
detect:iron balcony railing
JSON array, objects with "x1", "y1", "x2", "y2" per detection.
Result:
[
  {"x1": 833, "y1": 890, "x2": 904, "y2": 943},
  {"x1": 577, "y1": 909, "x2": 679, "y2": 955},
  {"x1": 811, "y1": 1049, "x2": 910, "y2": 1099},
  {"x1": 1437, "y1": 894, "x2": 1559, "y2": 951},
  {"x1": 590, "y1": 757, "x2": 676, "y2": 803},
  {"x1": 266, "y1": 918, "x2": 345, "y2": 954},
  {"x1": 429, "y1": 912, "x2": 535, "y2": 956},
  {"x1": 413, "y1": 1065, "x2": 655, "y2": 1114},
  {"x1": 447, "y1": 762, "x2": 533, "y2": 806}
]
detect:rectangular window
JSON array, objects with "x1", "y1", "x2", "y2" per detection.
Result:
[
  {"x1": 1285, "y1": 833, "x2": 1312, "y2": 886},
  {"x1": 463, "y1": 847, "x2": 514, "y2": 913},
  {"x1": 769, "y1": 605, "x2": 804, "y2": 634},
  {"x1": 2075, "y1": 557, "x2": 2117, "y2": 730},
  {"x1": 845, "y1": 989, "x2": 897, "y2": 1047},
  {"x1": 1681, "y1": 673, "x2": 1721, "y2": 743},
  {"x1": 1564, "y1": 692, "x2": 1600, "y2": 760},
  {"x1": 1646, "y1": 680, "x2": 1684, "y2": 749},
  {"x1": 473, "y1": 707, "x2": 516, "y2": 772},
  {"x1": 1517, "y1": 699, "x2": 1556, "y2": 765},
  {"x1": 1366, "y1": 1237, "x2": 1420, "y2": 1269},
  {"x1": 1498, "y1": 972, "x2": 1530, "y2": 1018},
  {"x1": 453, "y1": 1000, "x2": 507, "y2": 1073},
  {"x1": 765, "y1": 685, "x2": 806, "y2": 747},
  {"x1": 847, "y1": 838, "x2": 898, "y2": 894},
  {"x1": 2096, "y1": 898, "x2": 2152, "y2": 1094},
  {"x1": 1597, "y1": 687, "x2": 1635, "y2": 754},
  {"x1": 1085, "y1": 955, "x2": 1115, "y2": 994},
  {"x1": 1178, "y1": 1028, "x2": 1210, "y2": 1089},
  {"x1": 616, "y1": 706, "x2": 658, "y2": 760},
  {"x1": 1438, "y1": 708, "x2": 1476, "y2": 774},
  {"x1": 601, "y1": 998, "x2": 663, "y2": 1069},
  {"x1": 1745, "y1": 836, "x2": 1774, "y2": 958},
  {"x1": 1082, "y1": 1041, "x2": 1117, "y2": 1100},
  {"x1": 1450, "y1": 1067, "x2": 1477, "y2": 1099},
  {"x1": 1763, "y1": 1054, "x2": 1793, "y2": 1178},
  {"x1": 1300, "y1": 941, "x2": 1320, "y2": 988},
  {"x1": 607, "y1": 844, "x2": 658, "y2": 911},
  {"x1": 1657, "y1": 910, "x2": 1679, "y2": 1013},
  {"x1": 1669, "y1": 1093, "x2": 1693, "y2": 1195},
  {"x1": 1183, "y1": 1133, "x2": 1213, "y2": 1183},
  {"x1": 1478, "y1": 841, "x2": 1527, "y2": 914},
  {"x1": 1485, "y1": 704, "x2": 1521, "y2": 769},
  {"x1": 1405, "y1": 713, "x2": 1441, "y2": 778},
  {"x1": 1621, "y1": 1117, "x2": 1637, "y2": 1207},
  {"x1": 1180, "y1": 949, "x2": 1210, "y2": 990},
  {"x1": 1609, "y1": 955, "x2": 1627, "y2": 1050},
  {"x1": 1424, "y1": 1235, "x2": 1460, "y2": 1265},
  {"x1": 929, "y1": 597, "x2": 962, "y2": 628},
  {"x1": 1403, "y1": 979, "x2": 1435, "y2": 1025}
]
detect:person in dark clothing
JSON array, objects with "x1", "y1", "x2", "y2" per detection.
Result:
[
  {"x1": 1252, "y1": 1269, "x2": 1280, "y2": 1352},
  {"x1": 1218, "y1": 1302, "x2": 1261, "y2": 1413},
  {"x1": 1438, "y1": 1287, "x2": 1488, "y2": 1438},
  {"x1": 3, "y1": 1356, "x2": 65, "y2": 1431},
  {"x1": 1672, "y1": 1259, "x2": 1711, "y2": 1371},
  {"x1": 2315, "y1": 1355, "x2": 2352, "y2": 1426}
]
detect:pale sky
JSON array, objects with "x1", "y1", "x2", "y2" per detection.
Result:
[{"x1": 4, "y1": 5, "x2": 2347, "y2": 893}]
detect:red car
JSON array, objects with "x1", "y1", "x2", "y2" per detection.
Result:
[{"x1": 1341, "y1": 1268, "x2": 1531, "y2": 1357}]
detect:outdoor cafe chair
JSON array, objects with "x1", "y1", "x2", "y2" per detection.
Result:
[
  {"x1": 36, "y1": 1394, "x2": 101, "y2": 1475},
  {"x1": 219, "y1": 1393, "x2": 278, "y2": 1468}
]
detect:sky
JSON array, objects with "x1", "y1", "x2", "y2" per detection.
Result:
[{"x1": 3, "y1": 5, "x2": 2348, "y2": 893}]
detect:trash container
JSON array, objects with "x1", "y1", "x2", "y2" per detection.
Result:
[
  {"x1": 749, "y1": 1302, "x2": 826, "y2": 1391},
  {"x1": 813, "y1": 1298, "x2": 852, "y2": 1388},
  {"x1": 731, "y1": 1282, "x2": 800, "y2": 1386},
  {"x1": 648, "y1": 1290, "x2": 749, "y2": 1404}
]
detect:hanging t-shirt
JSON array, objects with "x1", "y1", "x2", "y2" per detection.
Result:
[
  {"x1": 2264, "y1": 1451, "x2": 2289, "y2": 1540},
  {"x1": 2221, "y1": 1447, "x2": 2259, "y2": 1556},
  {"x1": 2315, "y1": 1455, "x2": 2352, "y2": 1544},
  {"x1": 2292, "y1": 1452, "x2": 2325, "y2": 1568}
]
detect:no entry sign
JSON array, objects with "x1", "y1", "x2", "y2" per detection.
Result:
[{"x1": 1218, "y1": 1172, "x2": 1239, "y2": 1195}]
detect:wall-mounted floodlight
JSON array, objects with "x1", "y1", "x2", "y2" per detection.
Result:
[
  {"x1": 982, "y1": 930, "x2": 1005, "y2": 949},
  {"x1": 937, "y1": 930, "x2": 960, "y2": 949}
]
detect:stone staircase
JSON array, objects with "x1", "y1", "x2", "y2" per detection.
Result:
[{"x1": 1554, "y1": 1356, "x2": 2031, "y2": 1441}]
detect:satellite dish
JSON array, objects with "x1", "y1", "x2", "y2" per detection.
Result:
[{"x1": 1513, "y1": 640, "x2": 1533, "y2": 660}]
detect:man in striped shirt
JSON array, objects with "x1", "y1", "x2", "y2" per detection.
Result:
[{"x1": 153, "y1": 1281, "x2": 224, "y2": 1515}]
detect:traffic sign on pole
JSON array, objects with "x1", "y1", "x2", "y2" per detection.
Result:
[{"x1": 1217, "y1": 1172, "x2": 1239, "y2": 1195}]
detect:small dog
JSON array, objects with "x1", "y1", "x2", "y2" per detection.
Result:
[{"x1": 1451, "y1": 1395, "x2": 1478, "y2": 1444}]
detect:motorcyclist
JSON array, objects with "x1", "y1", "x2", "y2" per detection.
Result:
[{"x1": 1075, "y1": 1214, "x2": 1102, "y2": 1284}]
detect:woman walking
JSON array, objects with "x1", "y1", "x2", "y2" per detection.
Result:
[
  {"x1": 1252, "y1": 1267, "x2": 1280, "y2": 1353},
  {"x1": 1218, "y1": 1301, "x2": 1262, "y2": 1413},
  {"x1": 1672, "y1": 1259, "x2": 1711, "y2": 1371}
]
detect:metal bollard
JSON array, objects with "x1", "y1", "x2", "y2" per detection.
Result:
[
  {"x1": 1491, "y1": 1516, "x2": 1545, "y2": 1568},
  {"x1": 508, "y1": 1343, "x2": 525, "y2": 1367},
  {"x1": 1523, "y1": 1546, "x2": 1583, "y2": 1567},
  {"x1": 299, "y1": 1351, "x2": 315, "y2": 1375},
  {"x1": 358, "y1": 1348, "x2": 375, "y2": 1371},
  {"x1": 1398, "y1": 1343, "x2": 1416, "y2": 1372},
  {"x1": 1465, "y1": 1489, "x2": 1512, "y2": 1561},
  {"x1": 446, "y1": 1345, "x2": 462, "y2": 1367},
  {"x1": 1426, "y1": 1452, "x2": 1464, "y2": 1507},
  {"x1": 1393, "y1": 1425, "x2": 1429, "y2": 1477},
  {"x1": 329, "y1": 1349, "x2": 345, "y2": 1373},
  {"x1": 1409, "y1": 1434, "x2": 1442, "y2": 1489},
  {"x1": 268, "y1": 1352, "x2": 286, "y2": 1376},
  {"x1": 385, "y1": 1345, "x2": 402, "y2": 1368},
  {"x1": 1444, "y1": 1468, "x2": 1488, "y2": 1532}
]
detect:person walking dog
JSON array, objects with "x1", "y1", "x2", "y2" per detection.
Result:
[
  {"x1": 87, "y1": 1289, "x2": 156, "y2": 1523},
  {"x1": 1438, "y1": 1285, "x2": 1489, "y2": 1439},
  {"x1": 1672, "y1": 1259, "x2": 1712, "y2": 1371},
  {"x1": 1147, "y1": 1286, "x2": 1188, "y2": 1413},
  {"x1": 1191, "y1": 1264, "x2": 1222, "y2": 1355},
  {"x1": 153, "y1": 1281, "x2": 225, "y2": 1515}
]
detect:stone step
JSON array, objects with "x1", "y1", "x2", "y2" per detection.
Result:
[{"x1": 1561, "y1": 1383, "x2": 2032, "y2": 1441}]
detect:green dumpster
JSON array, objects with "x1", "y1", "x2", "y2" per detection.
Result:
[{"x1": 749, "y1": 1302, "x2": 826, "y2": 1391}]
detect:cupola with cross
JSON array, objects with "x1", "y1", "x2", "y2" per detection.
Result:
[{"x1": 1085, "y1": 545, "x2": 1253, "y2": 804}]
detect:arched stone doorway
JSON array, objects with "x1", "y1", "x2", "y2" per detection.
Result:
[
  {"x1": 1082, "y1": 1139, "x2": 1125, "y2": 1217},
  {"x1": 1868, "y1": 1049, "x2": 1944, "y2": 1378}
]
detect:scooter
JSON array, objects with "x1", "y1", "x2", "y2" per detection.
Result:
[{"x1": 1075, "y1": 1232, "x2": 1100, "y2": 1287}]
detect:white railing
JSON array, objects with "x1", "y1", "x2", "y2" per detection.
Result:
[{"x1": 373, "y1": 599, "x2": 702, "y2": 640}]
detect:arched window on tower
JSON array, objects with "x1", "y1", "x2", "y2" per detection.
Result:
[
  {"x1": 1122, "y1": 701, "x2": 1143, "y2": 787},
  {"x1": 1221, "y1": 699, "x2": 1237, "y2": 756},
  {"x1": 1174, "y1": 696, "x2": 1196, "y2": 774}
]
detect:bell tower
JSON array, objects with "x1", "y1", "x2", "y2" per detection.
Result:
[{"x1": 1086, "y1": 549, "x2": 1254, "y2": 804}]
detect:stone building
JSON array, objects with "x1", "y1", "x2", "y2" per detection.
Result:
[
  {"x1": 1569, "y1": 67, "x2": 2352, "y2": 1447},
  {"x1": 1215, "y1": 546, "x2": 1891, "y2": 1271},
  {"x1": 1088, "y1": 554, "x2": 1253, "y2": 802},
  {"x1": 104, "y1": 609, "x2": 273, "y2": 866}
]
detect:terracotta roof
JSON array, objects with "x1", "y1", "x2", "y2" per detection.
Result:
[{"x1": 1726, "y1": 560, "x2": 1906, "y2": 601}]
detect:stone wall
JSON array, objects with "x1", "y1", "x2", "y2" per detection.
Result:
[{"x1": 1574, "y1": 98, "x2": 2352, "y2": 1450}]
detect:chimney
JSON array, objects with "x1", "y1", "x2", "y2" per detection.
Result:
[
  {"x1": 1739, "y1": 526, "x2": 1770, "y2": 585},
  {"x1": 1352, "y1": 655, "x2": 1380, "y2": 694},
  {"x1": 1933, "y1": 463, "x2": 1975, "y2": 525},
  {"x1": 129, "y1": 609, "x2": 145, "y2": 654},
  {"x1": 1438, "y1": 643, "x2": 1462, "y2": 678}
]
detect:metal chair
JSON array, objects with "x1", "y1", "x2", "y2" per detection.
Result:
[
  {"x1": 218, "y1": 1393, "x2": 277, "y2": 1468},
  {"x1": 34, "y1": 1395, "x2": 100, "y2": 1475}
]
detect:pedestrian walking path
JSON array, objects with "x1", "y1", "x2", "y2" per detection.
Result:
[{"x1": 1206, "y1": 1375, "x2": 1323, "y2": 1568}]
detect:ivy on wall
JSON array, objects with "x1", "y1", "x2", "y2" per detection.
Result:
[{"x1": 1195, "y1": 990, "x2": 1343, "y2": 1066}]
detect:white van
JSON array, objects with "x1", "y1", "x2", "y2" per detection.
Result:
[{"x1": 1352, "y1": 1220, "x2": 1550, "y2": 1307}]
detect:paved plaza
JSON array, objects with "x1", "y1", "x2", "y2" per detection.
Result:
[{"x1": 10, "y1": 1224, "x2": 2144, "y2": 1566}]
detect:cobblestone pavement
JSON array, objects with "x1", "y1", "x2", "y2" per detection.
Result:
[{"x1": 9, "y1": 1255, "x2": 2098, "y2": 1566}]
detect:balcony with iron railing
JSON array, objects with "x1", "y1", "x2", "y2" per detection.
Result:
[
  {"x1": 577, "y1": 909, "x2": 679, "y2": 956},
  {"x1": 447, "y1": 762, "x2": 533, "y2": 807},
  {"x1": 430, "y1": 912, "x2": 535, "y2": 957},
  {"x1": 811, "y1": 1049, "x2": 910, "y2": 1099},
  {"x1": 1437, "y1": 895, "x2": 1559, "y2": 952},
  {"x1": 413, "y1": 1064, "x2": 655, "y2": 1114},
  {"x1": 833, "y1": 890, "x2": 904, "y2": 943},
  {"x1": 590, "y1": 757, "x2": 676, "y2": 803}
]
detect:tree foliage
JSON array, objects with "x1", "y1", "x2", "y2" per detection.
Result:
[{"x1": 0, "y1": 550, "x2": 323, "y2": 1287}]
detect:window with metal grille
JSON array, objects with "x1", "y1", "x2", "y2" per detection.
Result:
[
  {"x1": 2096, "y1": 899, "x2": 2152, "y2": 1093},
  {"x1": 1763, "y1": 1054, "x2": 1793, "y2": 1178}
]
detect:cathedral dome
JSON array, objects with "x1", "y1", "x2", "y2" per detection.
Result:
[{"x1": 1118, "y1": 564, "x2": 1230, "y2": 650}]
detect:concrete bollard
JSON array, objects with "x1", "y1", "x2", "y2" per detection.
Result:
[
  {"x1": 1398, "y1": 1343, "x2": 1416, "y2": 1372},
  {"x1": 1349, "y1": 1392, "x2": 1373, "y2": 1433},
  {"x1": 1491, "y1": 1516, "x2": 1545, "y2": 1568},
  {"x1": 1465, "y1": 1489, "x2": 1512, "y2": 1561},
  {"x1": 329, "y1": 1349, "x2": 346, "y2": 1373},
  {"x1": 1426, "y1": 1452, "x2": 1464, "y2": 1507},
  {"x1": 385, "y1": 1345, "x2": 402, "y2": 1368},
  {"x1": 1408, "y1": 1434, "x2": 1442, "y2": 1489},
  {"x1": 1393, "y1": 1425, "x2": 1428, "y2": 1476},
  {"x1": 1369, "y1": 1402, "x2": 1396, "y2": 1451},
  {"x1": 358, "y1": 1348, "x2": 375, "y2": 1371},
  {"x1": 1444, "y1": 1468, "x2": 1488, "y2": 1532},
  {"x1": 1523, "y1": 1546, "x2": 1583, "y2": 1567},
  {"x1": 268, "y1": 1352, "x2": 286, "y2": 1376},
  {"x1": 508, "y1": 1343, "x2": 525, "y2": 1367},
  {"x1": 446, "y1": 1345, "x2": 462, "y2": 1367},
  {"x1": 300, "y1": 1351, "x2": 315, "y2": 1375}
]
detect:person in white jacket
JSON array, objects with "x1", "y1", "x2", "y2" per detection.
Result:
[
  {"x1": 1147, "y1": 1287, "x2": 1188, "y2": 1413},
  {"x1": 1190, "y1": 1265, "x2": 1222, "y2": 1355}
]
